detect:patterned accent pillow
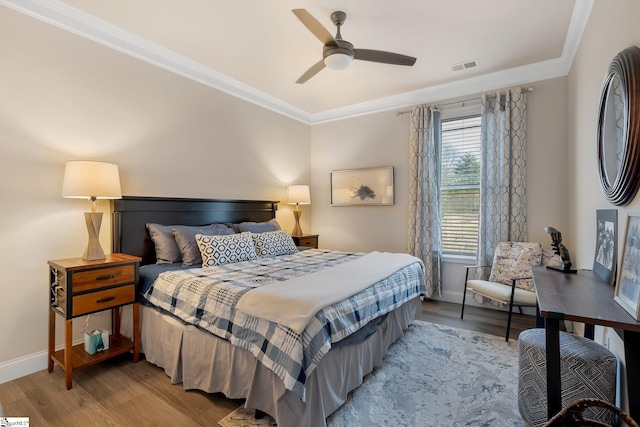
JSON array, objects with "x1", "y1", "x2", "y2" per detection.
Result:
[
  {"x1": 195, "y1": 232, "x2": 258, "y2": 267},
  {"x1": 172, "y1": 224, "x2": 235, "y2": 266},
  {"x1": 251, "y1": 230, "x2": 298, "y2": 258},
  {"x1": 489, "y1": 242, "x2": 543, "y2": 292}
]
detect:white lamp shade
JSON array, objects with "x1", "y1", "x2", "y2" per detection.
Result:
[
  {"x1": 324, "y1": 53, "x2": 353, "y2": 70},
  {"x1": 287, "y1": 185, "x2": 311, "y2": 205},
  {"x1": 62, "y1": 161, "x2": 122, "y2": 199}
]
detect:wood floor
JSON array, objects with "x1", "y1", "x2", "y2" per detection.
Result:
[{"x1": 0, "y1": 300, "x2": 535, "y2": 426}]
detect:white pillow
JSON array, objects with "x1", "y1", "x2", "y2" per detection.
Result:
[
  {"x1": 196, "y1": 232, "x2": 258, "y2": 267},
  {"x1": 251, "y1": 230, "x2": 298, "y2": 258}
]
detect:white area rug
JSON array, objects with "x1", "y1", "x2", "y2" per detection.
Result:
[{"x1": 219, "y1": 321, "x2": 525, "y2": 427}]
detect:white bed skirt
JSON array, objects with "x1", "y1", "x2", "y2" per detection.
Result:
[{"x1": 120, "y1": 297, "x2": 420, "y2": 427}]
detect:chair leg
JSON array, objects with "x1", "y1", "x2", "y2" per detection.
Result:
[
  {"x1": 461, "y1": 267, "x2": 471, "y2": 319},
  {"x1": 506, "y1": 278, "x2": 517, "y2": 342}
]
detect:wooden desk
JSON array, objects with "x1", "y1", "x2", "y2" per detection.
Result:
[{"x1": 533, "y1": 267, "x2": 640, "y2": 421}]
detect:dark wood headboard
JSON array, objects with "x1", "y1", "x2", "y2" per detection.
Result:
[{"x1": 111, "y1": 196, "x2": 279, "y2": 265}]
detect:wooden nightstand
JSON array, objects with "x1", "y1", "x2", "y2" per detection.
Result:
[
  {"x1": 47, "y1": 253, "x2": 141, "y2": 389},
  {"x1": 291, "y1": 234, "x2": 319, "y2": 249}
]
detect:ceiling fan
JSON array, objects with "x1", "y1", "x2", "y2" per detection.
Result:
[{"x1": 292, "y1": 9, "x2": 417, "y2": 84}]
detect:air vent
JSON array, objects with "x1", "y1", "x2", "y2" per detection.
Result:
[{"x1": 450, "y1": 59, "x2": 479, "y2": 72}]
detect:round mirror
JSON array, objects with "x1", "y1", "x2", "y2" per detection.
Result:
[{"x1": 597, "y1": 46, "x2": 640, "y2": 206}]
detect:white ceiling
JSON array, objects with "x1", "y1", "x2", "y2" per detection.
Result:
[{"x1": 3, "y1": 0, "x2": 592, "y2": 124}]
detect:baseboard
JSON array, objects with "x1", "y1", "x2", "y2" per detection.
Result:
[
  {"x1": 0, "y1": 350, "x2": 48, "y2": 384},
  {"x1": 0, "y1": 338, "x2": 84, "y2": 384}
]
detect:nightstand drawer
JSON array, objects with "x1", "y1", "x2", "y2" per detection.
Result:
[
  {"x1": 297, "y1": 238, "x2": 316, "y2": 247},
  {"x1": 73, "y1": 265, "x2": 135, "y2": 293},
  {"x1": 292, "y1": 235, "x2": 319, "y2": 249},
  {"x1": 72, "y1": 284, "x2": 135, "y2": 316}
]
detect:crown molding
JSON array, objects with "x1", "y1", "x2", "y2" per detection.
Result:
[
  {"x1": 308, "y1": 56, "x2": 570, "y2": 124},
  {"x1": 1, "y1": 0, "x2": 593, "y2": 125}
]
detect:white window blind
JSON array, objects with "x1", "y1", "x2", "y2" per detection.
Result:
[{"x1": 440, "y1": 115, "x2": 481, "y2": 255}]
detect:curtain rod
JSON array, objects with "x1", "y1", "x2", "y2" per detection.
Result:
[{"x1": 396, "y1": 86, "x2": 534, "y2": 117}]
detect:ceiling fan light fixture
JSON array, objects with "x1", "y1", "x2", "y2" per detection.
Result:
[{"x1": 324, "y1": 53, "x2": 353, "y2": 70}]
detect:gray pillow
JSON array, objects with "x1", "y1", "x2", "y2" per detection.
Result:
[
  {"x1": 146, "y1": 223, "x2": 182, "y2": 264},
  {"x1": 172, "y1": 224, "x2": 235, "y2": 266},
  {"x1": 236, "y1": 218, "x2": 282, "y2": 233}
]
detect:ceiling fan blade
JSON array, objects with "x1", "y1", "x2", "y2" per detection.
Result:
[
  {"x1": 292, "y1": 9, "x2": 337, "y2": 46},
  {"x1": 296, "y1": 60, "x2": 326, "y2": 84},
  {"x1": 354, "y1": 49, "x2": 417, "y2": 66}
]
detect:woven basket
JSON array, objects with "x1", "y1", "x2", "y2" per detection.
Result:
[{"x1": 544, "y1": 398, "x2": 638, "y2": 427}]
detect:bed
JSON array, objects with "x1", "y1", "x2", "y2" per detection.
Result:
[{"x1": 112, "y1": 196, "x2": 427, "y2": 427}]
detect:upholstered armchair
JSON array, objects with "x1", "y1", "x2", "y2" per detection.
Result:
[{"x1": 460, "y1": 242, "x2": 561, "y2": 341}]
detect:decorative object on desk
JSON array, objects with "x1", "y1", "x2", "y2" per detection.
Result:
[
  {"x1": 615, "y1": 212, "x2": 640, "y2": 320},
  {"x1": 330, "y1": 166, "x2": 394, "y2": 206},
  {"x1": 544, "y1": 226, "x2": 577, "y2": 273},
  {"x1": 62, "y1": 161, "x2": 122, "y2": 260},
  {"x1": 286, "y1": 185, "x2": 310, "y2": 236},
  {"x1": 593, "y1": 209, "x2": 617, "y2": 285},
  {"x1": 597, "y1": 46, "x2": 640, "y2": 206}
]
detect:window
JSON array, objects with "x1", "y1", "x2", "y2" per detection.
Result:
[{"x1": 440, "y1": 114, "x2": 481, "y2": 256}]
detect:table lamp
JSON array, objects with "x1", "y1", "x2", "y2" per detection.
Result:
[
  {"x1": 62, "y1": 161, "x2": 122, "y2": 261},
  {"x1": 287, "y1": 185, "x2": 310, "y2": 236}
]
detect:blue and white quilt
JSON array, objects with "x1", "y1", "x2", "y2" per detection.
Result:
[{"x1": 143, "y1": 249, "x2": 426, "y2": 401}]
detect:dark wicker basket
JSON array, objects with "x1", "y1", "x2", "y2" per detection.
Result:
[{"x1": 545, "y1": 398, "x2": 638, "y2": 427}]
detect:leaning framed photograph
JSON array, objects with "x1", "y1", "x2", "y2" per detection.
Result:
[
  {"x1": 593, "y1": 209, "x2": 617, "y2": 285},
  {"x1": 331, "y1": 166, "x2": 394, "y2": 206},
  {"x1": 615, "y1": 212, "x2": 640, "y2": 320}
]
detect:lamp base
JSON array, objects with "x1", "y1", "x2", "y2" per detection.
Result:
[
  {"x1": 291, "y1": 210, "x2": 304, "y2": 237},
  {"x1": 83, "y1": 212, "x2": 106, "y2": 261}
]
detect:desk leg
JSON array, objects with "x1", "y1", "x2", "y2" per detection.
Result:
[
  {"x1": 623, "y1": 330, "x2": 640, "y2": 421},
  {"x1": 536, "y1": 305, "x2": 544, "y2": 328},
  {"x1": 584, "y1": 324, "x2": 595, "y2": 340},
  {"x1": 545, "y1": 318, "x2": 562, "y2": 419}
]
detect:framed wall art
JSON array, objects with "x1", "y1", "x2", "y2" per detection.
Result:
[
  {"x1": 593, "y1": 209, "x2": 617, "y2": 285},
  {"x1": 615, "y1": 212, "x2": 640, "y2": 320},
  {"x1": 330, "y1": 166, "x2": 394, "y2": 206}
]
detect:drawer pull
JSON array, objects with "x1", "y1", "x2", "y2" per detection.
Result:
[
  {"x1": 96, "y1": 274, "x2": 116, "y2": 281},
  {"x1": 96, "y1": 296, "x2": 116, "y2": 304}
]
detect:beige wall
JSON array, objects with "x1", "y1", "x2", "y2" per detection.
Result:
[
  {"x1": 0, "y1": 8, "x2": 310, "y2": 369},
  {"x1": 568, "y1": 0, "x2": 640, "y2": 266},
  {"x1": 310, "y1": 76, "x2": 569, "y2": 304},
  {"x1": 567, "y1": 0, "x2": 640, "y2": 411}
]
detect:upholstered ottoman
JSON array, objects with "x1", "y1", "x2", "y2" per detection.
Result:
[{"x1": 518, "y1": 328, "x2": 617, "y2": 427}]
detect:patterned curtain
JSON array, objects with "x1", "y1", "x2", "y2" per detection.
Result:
[
  {"x1": 408, "y1": 105, "x2": 442, "y2": 297},
  {"x1": 477, "y1": 88, "x2": 528, "y2": 267}
]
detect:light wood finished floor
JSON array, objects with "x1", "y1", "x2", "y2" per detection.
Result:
[{"x1": 0, "y1": 300, "x2": 535, "y2": 426}]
